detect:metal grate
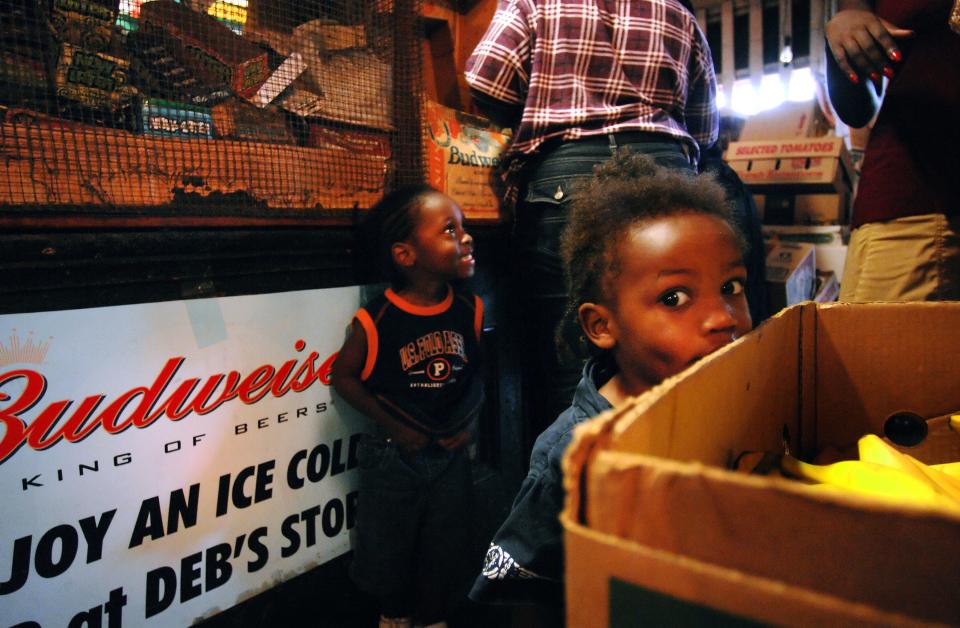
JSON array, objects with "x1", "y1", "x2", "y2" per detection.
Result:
[{"x1": 0, "y1": 0, "x2": 423, "y2": 218}]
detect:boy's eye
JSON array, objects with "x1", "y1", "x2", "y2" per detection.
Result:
[
  {"x1": 659, "y1": 290, "x2": 690, "y2": 308},
  {"x1": 722, "y1": 279, "x2": 746, "y2": 295},
  {"x1": 444, "y1": 224, "x2": 457, "y2": 236}
]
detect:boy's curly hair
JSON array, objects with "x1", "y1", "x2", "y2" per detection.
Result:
[
  {"x1": 358, "y1": 183, "x2": 438, "y2": 287},
  {"x1": 558, "y1": 150, "x2": 745, "y2": 356}
]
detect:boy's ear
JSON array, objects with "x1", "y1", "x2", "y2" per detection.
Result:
[
  {"x1": 391, "y1": 241, "x2": 415, "y2": 269},
  {"x1": 578, "y1": 302, "x2": 617, "y2": 350}
]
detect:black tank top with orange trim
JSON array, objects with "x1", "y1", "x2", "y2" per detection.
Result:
[{"x1": 354, "y1": 285, "x2": 483, "y2": 437}]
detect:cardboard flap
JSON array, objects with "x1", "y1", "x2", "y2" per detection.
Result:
[
  {"x1": 562, "y1": 302, "x2": 960, "y2": 626},
  {"x1": 814, "y1": 302, "x2": 960, "y2": 449},
  {"x1": 605, "y1": 305, "x2": 807, "y2": 462},
  {"x1": 563, "y1": 517, "x2": 944, "y2": 628},
  {"x1": 583, "y1": 450, "x2": 960, "y2": 624},
  {"x1": 562, "y1": 403, "x2": 629, "y2": 524}
]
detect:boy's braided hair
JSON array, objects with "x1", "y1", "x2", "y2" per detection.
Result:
[
  {"x1": 557, "y1": 150, "x2": 744, "y2": 356},
  {"x1": 359, "y1": 183, "x2": 438, "y2": 288}
]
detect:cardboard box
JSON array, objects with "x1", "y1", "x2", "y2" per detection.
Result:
[
  {"x1": 294, "y1": 49, "x2": 394, "y2": 131},
  {"x1": 140, "y1": 0, "x2": 269, "y2": 99},
  {"x1": 725, "y1": 137, "x2": 853, "y2": 194},
  {"x1": 127, "y1": 27, "x2": 232, "y2": 107},
  {"x1": 762, "y1": 224, "x2": 844, "y2": 247},
  {"x1": 765, "y1": 241, "x2": 815, "y2": 314},
  {"x1": 562, "y1": 302, "x2": 960, "y2": 627},
  {"x1": 54, "y1": 42, "x2": 136, "y2": 110},
  {"x1": 49, "y1": 8, "x2": 116, "y2": 52},
  {"x1": 813, "y1": 270, "x2": 840, "y2": 303},
  {"x1": 762, "y1": 225, "x2": 848, "y2": 278},
  {"x1": 814, "y1": 244, "x2": 848, "y2": 279},
  {"x1": 212, "y1": 98, "x2": 294, "y2": 144},
  {"x1": 756, "y1": 191, "x2": 849, "y2": 225},
  {"x1": 738, "y1": 100, "x2": 832, "y2": 141},
  {"x1": 138, "y1": 98, "x2": 213, "y2": 139}
]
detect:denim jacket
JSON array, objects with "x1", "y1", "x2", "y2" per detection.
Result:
[{"x1": 469, "y1": 355, "x2": 615, "y2": 607}]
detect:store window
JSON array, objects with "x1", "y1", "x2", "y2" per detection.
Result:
[
  {"x1": 705, "y1": 7, "x2": 722, "y2": 75},
  {"x1": 0, "y1": 0, "x2": 423, "y2": 221},
  {"x1": 733, "y1": 5, "x2": 749, "y2": 73}
]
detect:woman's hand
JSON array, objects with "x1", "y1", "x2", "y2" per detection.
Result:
[{"x1": 826, "y1": 9, "x2": 913, "y2": 87}]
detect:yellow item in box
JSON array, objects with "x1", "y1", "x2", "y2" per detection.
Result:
[
  {"x1": 725, "y1": 137, "x2": 853, "y2": 194},
  {"x1": 562, "y1": 302, "x2": 960, "y2": 627}
]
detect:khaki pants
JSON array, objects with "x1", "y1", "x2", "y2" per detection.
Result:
[{"x1": 840, "y1": 213, "x2": 960, "y2": 302}]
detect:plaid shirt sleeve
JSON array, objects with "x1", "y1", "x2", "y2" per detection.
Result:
[
  {"x1": 464, "y1": 0, "x2": 534, "y2": 106},
  {"x1": 684, "y1": 22, "x2": 720, "y2": 149}
]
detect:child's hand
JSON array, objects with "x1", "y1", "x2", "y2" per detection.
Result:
[{"x1": 390, "y1": 425, "x2": 430, "y2": 453}]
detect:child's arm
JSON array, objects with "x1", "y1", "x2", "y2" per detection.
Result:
[{"x1": 331, "y1": 320, "x2": 429, "y2": 452}]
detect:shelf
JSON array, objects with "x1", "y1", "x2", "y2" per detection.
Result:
[{"x1": 0, "y1": 117, "x2": 389, "y2": 220}]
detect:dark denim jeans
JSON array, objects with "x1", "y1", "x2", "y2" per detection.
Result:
[
  {"x1": 512, "y1": 134, "x2": 695, "y2": 445},
  {"x1": 349, "y1": 433, "x2": 474, "y2": 623}
]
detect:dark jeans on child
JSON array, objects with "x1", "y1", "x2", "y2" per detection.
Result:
[
  {"x1": 350, "y1": 433, "x2": 474, "y2": 623},
  {"x1": 512, "y1": 132, "x2": 695, "y2": 448}
]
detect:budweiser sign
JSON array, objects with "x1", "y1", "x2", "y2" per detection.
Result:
[{"x1": 0, "y1": 339, "x2": 338, "y2": 465}]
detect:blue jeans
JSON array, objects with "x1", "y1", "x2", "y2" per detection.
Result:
[
  {"x1": 349, "y1": 433, "x2": 474, "y2": 623},
  {"x1": 512, "y1": 134, "x2": 695, "y2": 444}
]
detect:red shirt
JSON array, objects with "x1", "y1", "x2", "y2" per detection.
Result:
[{"x1": 852, "y1": 0, "x2": 960, "y2": 227}]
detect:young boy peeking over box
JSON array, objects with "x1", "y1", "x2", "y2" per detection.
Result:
[{"x1": 470, "y1": 151, "x2": 753, "y2": 619}]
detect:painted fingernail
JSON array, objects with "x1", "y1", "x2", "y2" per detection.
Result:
[
  {"x1": 869, "y1": 71, "x2": 880, "y2": 82},
  {"x1": 889, "y1": 49, "x2": 902, "y2": 62},
  {"x1": 849, "y1": 72, "x2": 860, "y2": 84},
  {"x1": 883, "y1": 66, "x2": 894, "y2": 78}
]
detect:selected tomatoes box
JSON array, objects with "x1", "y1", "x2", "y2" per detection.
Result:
[
  {"x1": 562, "y1": 302, "x2": 960, "y2": 626},
  {"x1": 725, "y1": 137, "x2": 854, "y2": 194}
]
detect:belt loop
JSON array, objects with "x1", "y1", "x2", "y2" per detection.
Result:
[{"x1": 607, "y1": 133, "x2": 618, "y2": 154}]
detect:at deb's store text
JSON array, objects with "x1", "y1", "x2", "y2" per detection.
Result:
[{"x1": 1, "y1": 433, "x2": 362, "y2": 626}]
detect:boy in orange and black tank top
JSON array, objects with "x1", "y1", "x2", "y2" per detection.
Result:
[{"x1": 332, "y1": 184, "x2": 483, "y2": 628}]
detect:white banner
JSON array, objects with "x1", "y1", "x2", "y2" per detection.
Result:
[{"x1": 0, "y1": 286, "x2": 371, "y2": 627}]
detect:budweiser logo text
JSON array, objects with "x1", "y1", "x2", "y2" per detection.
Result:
[{"x1": 0, "y1": 340, "x2": 337, "y2": 465}]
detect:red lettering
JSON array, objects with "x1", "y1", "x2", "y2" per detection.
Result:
[
  {"x1": 0, "y1": 369, "x2": 48, "y2": 462},
  {"x1": 238, "y1": 365, "x2": 275, "y2": 404},
  {"x1": 270, "y1": 359, "x2": 297, "y2": 397},
  {"x1": 62, "y1": 395, "x2": 106, "y2": 442},
  {"x1": 317, "y1": 352, "x2": 337, "y2": 386},
  {"x1": 0, "y1": 346, "x2": 339, "y2": 464},
  {"x1": 26, "y1": 400, "x2": 73, "y2": 450},
  {"x1": 290, "y1": 352, "x2": 320, "y2": 393},
  {"x1": 154, "y1": 378, "x2": 201, "y2": 421},
  {"x1": 191, "y1": 371, "x2": 241, "y2": 415}
]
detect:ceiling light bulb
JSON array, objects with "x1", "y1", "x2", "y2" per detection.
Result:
[{"x1": 779, "y1": 36, "x2": 794, "y2": 65}]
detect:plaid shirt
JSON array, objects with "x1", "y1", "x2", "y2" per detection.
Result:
[{"x1": 465, "y1": 0, "x2": 718, "y2": 204}]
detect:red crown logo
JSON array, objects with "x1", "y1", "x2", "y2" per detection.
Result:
[{"x1": 0, "y1": 329, "x2": 53, "y2": 366}]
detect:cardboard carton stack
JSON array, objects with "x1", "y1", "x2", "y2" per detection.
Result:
[
  {"x1": 724, "y1": 101, "x2": 854, "y2": 311},
  {"x1": 562, "y1": 302, "x2": 960, "y2": 627}
]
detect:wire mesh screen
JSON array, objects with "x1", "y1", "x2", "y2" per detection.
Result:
[{"x1": 0, "y1": 0, "x2": 423, "y2": 217}]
